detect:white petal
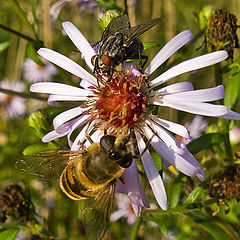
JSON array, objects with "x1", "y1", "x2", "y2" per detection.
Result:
[
  {"x1": 47, "y1": 94, "x2": 88, "y2": 105},
  {"x1": 30, "y1": 82, "x2": 91, "y2": 96},
  {"x1": 150, "y1": 51, "x2": 228, "y2": 88},
  {"x1": 145, "y1": 30, "x2": 194, "y2": 75},
  {"x1": 84, "y1": 129, "x2": 103, "y2": 147},
  {"x1": 53, "y1": 106, "x2": 84, "y2": 131},
  {"x1": 217, "y1": 110, "x2": 240, "y2": 120},
  {"x1": 67, "y1": 115, "x2": 90, "y2": 147},
  {"x1": 153, "y1": 99, "x2": 229, "y2": 116},
  {"x1": 70, "y1": 120, "x2": 96, "y2": 151},
  {"x1": 42, "y1": 129, "x2": 69, "y2": 142},
  {"x1": 151, "y1": 81, "x2": 193, "y2": 96},
  {"x1": 50, "y1": 0, "x2": 71, "y2": 22},
  {"x1": 71, "y1": 124, "x2": 89, "y2": 151},
  {"x1": 151, "y1": 116, "x2": 190, "y2": 139},
  {"x1": 178, "y1": 150, "x2": 205, "y2": 180},
  {"x1": 116, "y1": 159, "x2": 149, "y2": 212},
  {"x1": 135, "y1": 131, "x2": 167, "y2": 210},
  {"x1": 80, "y1": 79, "x2": 95, "y2": 89},
  {"x1": 146, "y1": 120, "x2": 186, "y2": 155},
  {"x1": 110, "y1": 209, "x2": 126, "y2": 222},
  {"x1": 143, "y1": 126, "x2": 204, "y2": 179},
  {"x1": 161, "y1": 85, "x2": 225, "y2": 102},
  {"x1": 62, "y1": 21, "x2": 96, "y2": 71},
  {"x1": 37, "y1": 48, "x2": 97, "y2": 86}
]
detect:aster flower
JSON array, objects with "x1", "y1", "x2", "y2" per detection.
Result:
[
  {"x1": 30, "y1": 21, "x2": 240, "y2": 212},
  {"x1": 23, "y1": 58, "x2": 58, "y2": 82},
  {"x1": 0, "y1": 80, "x2": 26, "y2": 118}
]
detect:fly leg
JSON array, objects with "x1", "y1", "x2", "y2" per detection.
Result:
[{"x1": 138, "y1": 49, "x2": 148, "y2": 73}]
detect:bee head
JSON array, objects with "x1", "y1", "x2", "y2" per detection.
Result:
[{"x1": 100, "y1": 135, "x2": 133, "y2": 168}]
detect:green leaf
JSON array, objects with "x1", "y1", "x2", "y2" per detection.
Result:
[
  {"x1": 151, "y1": 151, "x2": 163, "y2": 171},
  {"x1": 28, "y1": 112, "x2": 50, "y2": 139},
  {"x1": 0, "y1": 42, "x2": 9, "y2": 53},
  {"x1": 198, "y1": 6, "x2": 213, "y2": 29},
  {"x1": 168, "y1": 177, "x2": 184, "y2": 208},
  {"x1": 31, "y1": 0, "x2": 39, "y2": 36},
  {"x1": 183, "y1": 180, "x2": 207, "y2": 205},
  {"x1": 96, "y1": 0, "x2": 121, "y2": 12},
  {"x1": 23, "y1": 143, "x2": 59, "y2": 155},
  {"x1": 8, "y1": 0, "x2": 33, "y2": 32},
  {"x1": 189, "y1": 212, "x2": 240, "y2": 240},
  {"x1": 26, "y1": 44, "x2": 45, "y2": 66},
  {"x1": 143, "y1": 42, "x2": 161, "y2": 50},
  {"x1": 0, "y1": 229, "x2": 19, "y2": 240},
  {"x1": 99, "y1": 10, "x2": 120, "y2": 31},
  {"x1": 224, "y1": 71, "x2": 240, "y2": 110},
  {"x1": 187, "y1": 133, "x2": 226, "y2": 154}
]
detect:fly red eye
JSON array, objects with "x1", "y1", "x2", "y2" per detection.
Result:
[
  {"x1": 91, "y1": 55, "x2": 96, "y2": 66},
  {"x1": 101, "y1": 55, "x2": 111, "y2": 66}
]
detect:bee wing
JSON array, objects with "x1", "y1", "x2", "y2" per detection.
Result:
[
  {"x1": 16, "y1": 150, "x2": 82, "y2": 180},
  {"x1": 124, "y1": 18, "x2": 161, "y2": 46},
  {"x1": 79, "y1": 183, "x2": 115, "y2": 240},
  {"x1": 101, "y1": 14, "x2": 130, "y2": 40}
]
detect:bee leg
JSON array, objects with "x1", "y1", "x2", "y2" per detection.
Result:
[
  {"x1": 139, "y1": 124, "x2": 157, "y2": 156},
  {"x1": 77, "y1": 140, "x2": 86, "y2": 149},
  {"x1": 119, "y1": 175, "x2": 125, "y2": 184},
  {"x1": 85, "y1": 122, "x2": 94, "y2": 144}
]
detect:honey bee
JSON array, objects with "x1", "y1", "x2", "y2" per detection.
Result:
[
  {"x1": 91, "y1": 14, "x2": 160, "y2": 76},
  {"x1": 16, "y1": 134, "x2": 133, "y2": 240}
]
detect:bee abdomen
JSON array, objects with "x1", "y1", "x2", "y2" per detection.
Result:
[{"x1": 60, "y1": 164, "x2": 97, "y2": 200}]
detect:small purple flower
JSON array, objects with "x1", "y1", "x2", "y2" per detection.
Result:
[
  {"x1": 30, "y1": 21, "x2": 240, "y2": 213},
  {"x1": 76, "y1": 0, "x2": 98, "y2": 12},
  {"x1": 50, "y1": 0, "x2": 98, "y2": 22},
  {"x1": 110, "y1": 194, "x2": 137, "y2": 225}
]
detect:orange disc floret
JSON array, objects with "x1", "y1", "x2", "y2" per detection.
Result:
[{"x1": 88, "y1": 70, "x2": 148, "y2": 133}]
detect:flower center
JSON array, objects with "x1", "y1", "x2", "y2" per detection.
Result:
[
  {"x1": 4, "y1": 94, "x2": 13, "y2": 104},
  {"x1": 87, "y1": 70, "x2": 149, "y2": 134}
]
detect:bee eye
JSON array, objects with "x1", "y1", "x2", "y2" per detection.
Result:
[
  {"x1": 101, "y1": 55, "x2": 111, "y2": 66},
  {"x1": 91, "y1": 55, "x2": 96, "y2": 66},
  {"x1": 100, "y1": 135, "x2": 116, "y2": 153}
]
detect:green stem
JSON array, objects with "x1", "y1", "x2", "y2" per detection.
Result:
[
  {"x1": 8, "y1": 0, "x2": 37, "y2": 37},
  {"x1": 0, "y1": 24, "x2": 36, "y2": 43},
  {"x1": 130, "y1": 216, "x2": 142, "y2": 240},
  {"x1": 0, "y1": 88, "x2": 47, "y2": 101},
  {"x1": 124, "y1": 0, "x2": 128, "y2": 16}
]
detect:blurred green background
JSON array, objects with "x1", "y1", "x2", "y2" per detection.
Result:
[{"x1": 0, "y1": 0, "x2": 240, "y2": 239}]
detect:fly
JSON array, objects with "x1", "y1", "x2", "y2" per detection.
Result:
[{"x1": 91, "y1": 14, "x2": 160, "y2": 77}]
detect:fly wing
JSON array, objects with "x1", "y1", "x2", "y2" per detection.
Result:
[
  {"x1": 79, "y1": 184, "x2": 115, "y2": 240},
  {"x1": 101, "y1": 14, "x2": 130, "y2": 40},
  {"x1": 16, "y1": 150, "x2": 82, "y2": 180},
  {"x1": 124, "y1": 18, "x2": 161, "y2": 46}
]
